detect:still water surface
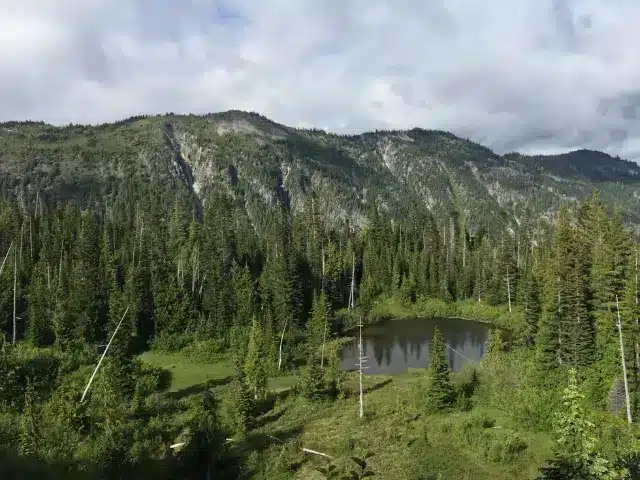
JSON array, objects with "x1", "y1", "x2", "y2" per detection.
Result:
[{"x1": 339, "y1": 317, "x2": 489, "y2": 374}]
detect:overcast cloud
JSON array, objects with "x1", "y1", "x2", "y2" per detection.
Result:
[{"x1": 2, "y1": 0, "x2": 640, "y2": 159}]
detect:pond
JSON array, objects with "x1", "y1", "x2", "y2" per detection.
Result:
[{"x1": 339, "y1": 317, "x2": 490, "y2": 374}]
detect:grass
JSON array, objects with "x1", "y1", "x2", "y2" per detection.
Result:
[
  {"x1": 139, "y1": 351, "x2": 234, "y2": 392},
  {"x1": 245, "y1": 369, "x2": 554, "y2": 480},
  {"x1": 139, "y1": 351, "x2": 298, "y2": 395},
  {"x1": 138, "y1": 342, "x2": 638, "y2": 479}
]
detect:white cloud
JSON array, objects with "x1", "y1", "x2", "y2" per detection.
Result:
[{"x1": 1, "y1": 0, "x2": 640, "y2": 160}]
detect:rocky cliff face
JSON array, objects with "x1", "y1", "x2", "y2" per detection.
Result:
[{"x1": 2, "y1": 110, "x2": 640, "y2": 230}]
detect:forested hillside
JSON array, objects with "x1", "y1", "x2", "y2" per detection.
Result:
[
  {"x1": 3, "y1": 111, "x2": 640, "y2": 231},
  {"x1": 0, "y1": 112, "x2": 640, "y2": 478}
]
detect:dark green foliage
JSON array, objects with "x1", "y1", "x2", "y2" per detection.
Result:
[
  {"x1": 521, "y1": 270, "x2": 541, "y2": 345},
  {"x1": 537, "y1": 369, "x2": 621, "y2": 480},
  {"x1": 425, "y1": 327, "x2": 455, "y2": 412},
  {"x1": 27, "y1": 258, "x2": 54, "y2": 347},
  {"x1": 308, "y1": 289, "x2": 331, "y2": 354},
  {"x1": 244, "y1": 317, "x2": 268, "y2": 400},
  {"x1": 1, "y1": 114, "x2": 640, "y2": 477},
  {"x1": 230, "y1": 365, "x2": 254, "y2": 437},
  {"x1": 346, "y1": 452, "x2": 376, "y2": 479},
  {"x1": 52, "y1": 254, "x2": 76, "y2": 350},
  {"x1": 316, "y1": 452, "x2": 376, "y2": 479},
  {"x1": 18, "y1": 381, "x2": 39, "y2": 457},
  {"x1": 300, "y1": 353, "x2": 326, "y2": 401},
  {"x1": 486, "y1": 329, "x2": 505, "y2": 362}
]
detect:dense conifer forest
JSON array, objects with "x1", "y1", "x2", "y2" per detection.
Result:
[{"x1": 1, "y1": 115, "x2": 640, "y2": 478}]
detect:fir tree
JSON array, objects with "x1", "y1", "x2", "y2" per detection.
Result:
[
  {"x1": 536, "y1": 251, "x2": 560, "y2": 377},
  {"x1": 103, "y1": 263, "x2": 137, "y2": 400},
  {"x1": 71, "y1": 212, "x2": 102, "y2": 343},
  {"x1": 232, "y1": 262, "x2": 254, "y2": 330},
  {"x1": 52, "y1": 253, "x2": 76, "y2": 349},
  {"x1": 27, "y1": 257, "x2": 54, "y2": 347},
  {"x1": 486, "y1": 328, "x2": 504, "y2": 363},
  {"x1": 18, "y1": 381, "x2": 39, "y2": 457},
  {"x1": 425, "y1": 327, "x2": 454, "y2": 412},
  {"x1": 308, "y1": 289, "x2": 330, "y2": 355},
  {"x1": 230, "y1": 364, "x2": 254, "y2": 437},
  {"x1": 324, "y1": 339, "x2": 345, "y2": 399},
  {"x1": 521, "y1": 269, "x2": 541, "y2": 345},
  {"x1": 244, "y1": 317, "x2": 268, "y2": 400},
  {"x1": 301, "y1": 353, "x2": 326, "y2": 401},
  {"x1": 538, "y1": 369, "x2": 622, "y2": 480}
]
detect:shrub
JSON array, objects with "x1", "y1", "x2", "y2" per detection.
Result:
[
  {"x1": 180, "y1": 339, "x2": 226, "y2": 363},
  {"x1": 149, "y1": 332, "x2": 194, "y2": 353}
]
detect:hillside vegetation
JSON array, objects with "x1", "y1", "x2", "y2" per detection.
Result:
[
  {"x1": 3, "y1": 111, "x2": 640, "y2": 230},
  {"x1": 0, "y1": 111, "x2": 639, "y2": 478}
]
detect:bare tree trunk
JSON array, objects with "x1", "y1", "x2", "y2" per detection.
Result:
[
  {"x1": 191, "y1": 245, "x2": 198, "y2": 295},
  {"x1": 0, "y1": 242, "x2": 13, "y2": 277},
  {"x1": 80, "y1": 306, "x2": 130, "y2": 403},
  {"x1": 320, "y1": 247, "x2": 327, "y2": 371},
  {"x1": 321, "y1": 247, "x2": 325, "y2": 288},
  {"x1": 19, "y1": 220, "x2": 24, "y2": 265},
  {"x1": 636, "y1": 247, "x2": 640, "y2": 377},
  {"x1": 198, "y1": 273, "x2": 206, "y2": 298},
  {"x1": 58, "y1": 242, "x2": 64, "y2": 287},
  {"x1": 311, "y1": 196, "x2": 316, "y2": 244},
  {"x1": 29, "y1": 217, "x2": 33, "y2": 262},
  {"x1": 506, "y1": 266, "x2": 512, "y2": 313},
  {"x1": 616, "y1": 295, "x2": 633, "y2": 424},
  {"x1": 349, "y1": 253, "x2": 355, "y2": 309},
  {"x1": 278, "y1": 316, "x2": 288, "y2": 371},
  {"x1": 358, "y1": 320, "x2": 365, "y2": 418},
  {"x1": 444, "y1": 226, "x2": 449, "y2": 265},
  {"x1": 531, "y1": 238, "x2": 534, "y2": 261},
  {"x1": 12, "y1": 247, "x2": 17, "y2": 344},
  {"x1": 557, "y1": 277, "x2": 562, "y2": 363},
  {"x1": 320, "y1": 319, "x2": 327, "y2": 372},
  {"x1": 462, "y1": 231, "x2": 466, "y2": 269}
]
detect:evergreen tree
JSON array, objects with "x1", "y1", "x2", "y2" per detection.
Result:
[
  {"x1": 230, "y1": 364, "x2": 254, "y2": 437},
  {"x1": 18, "y1": 381, "x2": 39, "y2": 457},
  {"x1": 103, "y1": 263, "x2": 137, "y2": 400},
  {"x1": 52, "y1": 253, "x2": 76, "y2": 349},
  {"x1": 232, "y1": 262, "x2": 254, "y2": 330},
  {"x1": 244, "y1": 317, "x2": 268, "y2": 400},
  {"x1": 521, "y1": 269, "x2": 541, "y2": 345},
  {"x1": 70, "y1": 212, "x2": 102, "y2": 343},
  {"x1": 486, "y1": 328, "x2": 505, "y2": 363},
  {"x1": 536, "y1": 250, "x2": 560, "y2": 377},
  {"x1": 620, "y1": 262, "x2": 640, "y2": 414},
  {"x1": 324, "y1": 339, "x2": 345, "y2": 399},
  {"x1": 300, "y1": 353, "x2": 326, "y2": 401},
  {"x1": 259, "y1": 243, "x2": 293, "y2": 369},
  {"x1": 538, "y1": 369, "x2": 622, "y2": 480},
  {"x1": 308, "y1": 289, "x2": 330, "y2": 355},
  {"x1": 425, "y1": 327, "x2": 454, "y2": 412},
  {"x1": 154, "y1": 267, "x2": 195, "y2": 338},
  {"x1": 27, "y1": 258, "x2": 54, "y2": 347}
]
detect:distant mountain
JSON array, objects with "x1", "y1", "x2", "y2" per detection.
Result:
[{"x1": 2, "y1": 110, "x2": 640, "y2": 231}]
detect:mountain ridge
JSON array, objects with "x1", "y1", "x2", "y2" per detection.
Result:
[{"x1": 2, "y1": 110, "x2": 640, "y2": 230}]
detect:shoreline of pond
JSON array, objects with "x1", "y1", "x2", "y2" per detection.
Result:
[
  {"x1": 340, "y1": 314, "x2": 492, "y2": 340},
  {"x1": 337, "y1": 297, "x2": 520, "y2": 335}
]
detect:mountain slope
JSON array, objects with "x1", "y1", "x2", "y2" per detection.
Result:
[{"x1": 2, "y1": 111, "x2": 640, "y2": 230}]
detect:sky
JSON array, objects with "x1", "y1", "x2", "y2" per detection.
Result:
[{"x1": 2, "y1": 0, "x2": 640, "y2": 160}]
